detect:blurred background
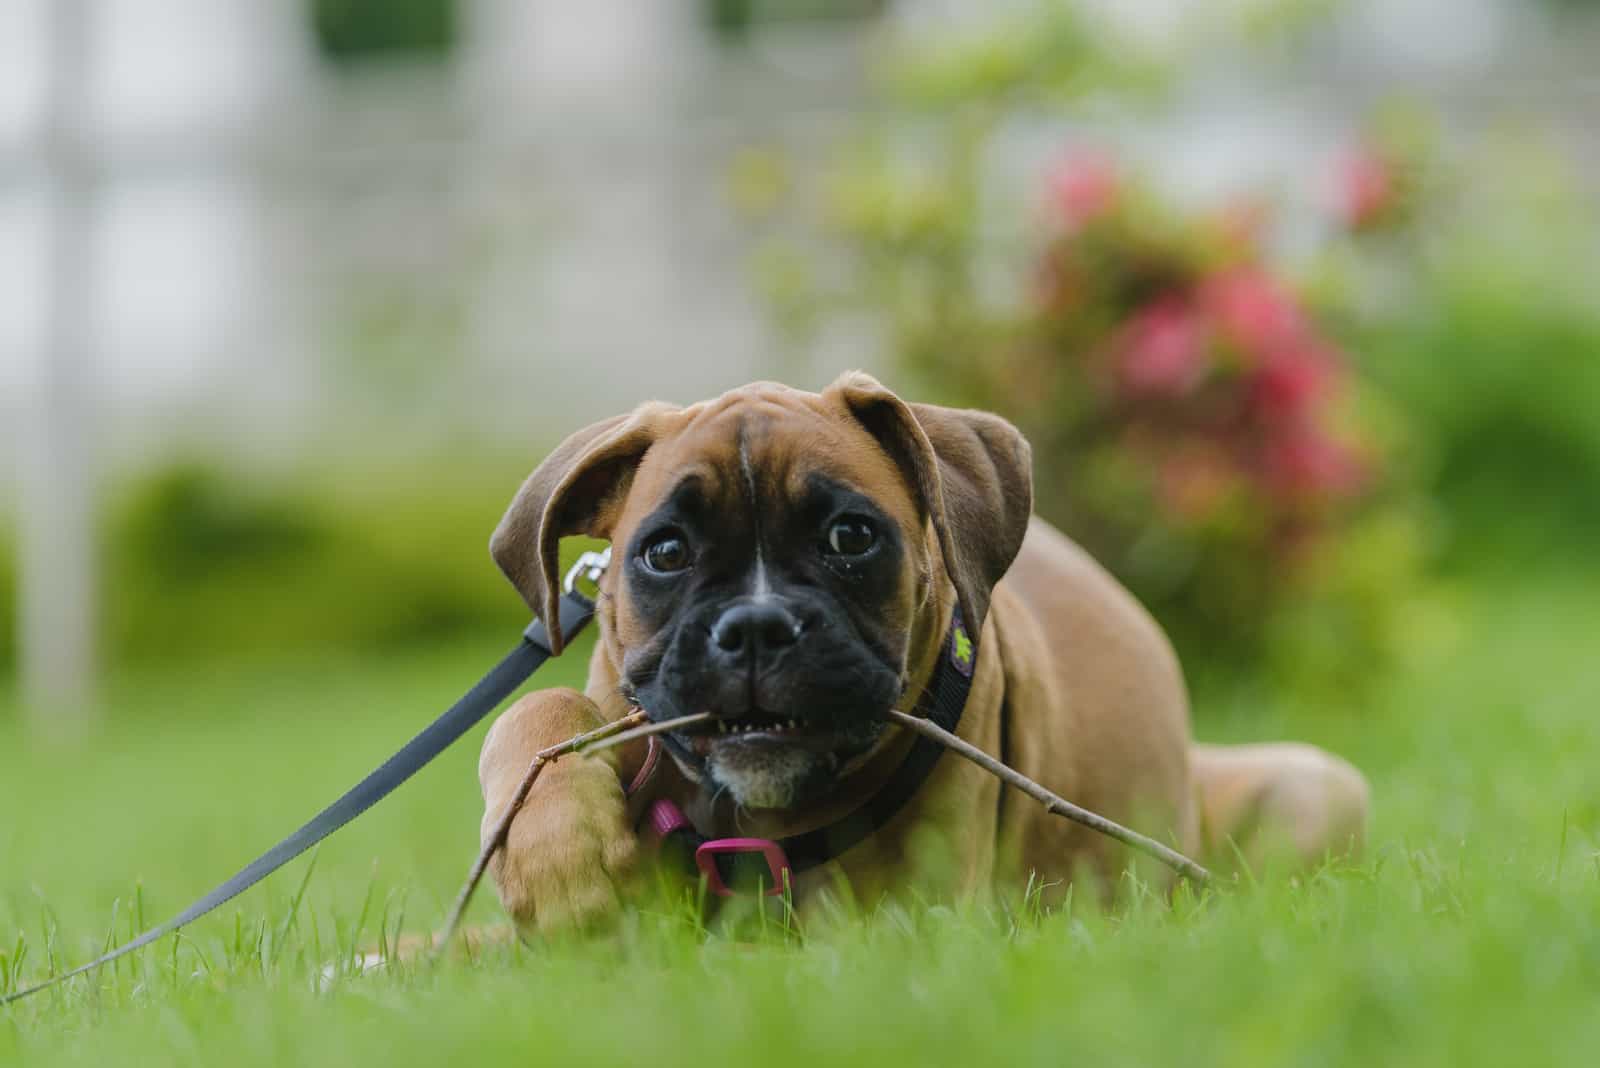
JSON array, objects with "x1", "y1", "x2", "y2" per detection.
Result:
[{"x1": 2, "y1": 0, "x2": 1598, "y2": 717}]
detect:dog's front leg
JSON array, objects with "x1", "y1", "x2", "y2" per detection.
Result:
[{"x1": 478, "y1": 689, "x2": 640, "y2": 936}]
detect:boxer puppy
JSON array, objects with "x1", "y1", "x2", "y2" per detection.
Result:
[{"x1": 478, "y1": 373, "x2": 1368, "y2": 933}]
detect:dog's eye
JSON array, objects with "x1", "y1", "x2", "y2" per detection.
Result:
[
  {"x1": 640, "y1": 532, "x2": 692, "y2": 574},
  {"x1": 824, "y1": 516, "x2": 876, "y2": 557}
]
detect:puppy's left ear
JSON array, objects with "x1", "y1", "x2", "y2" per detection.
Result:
[
  {"x1": 830, "y1": 372, "x2": 1033, "y2": 633},
  {"x1": 491, "y1": 404, "x2": 671, "y2": 653}
]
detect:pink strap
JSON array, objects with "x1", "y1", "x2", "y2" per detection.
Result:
[{"x1": 623, "y1": 736, "x2": 662, "y2": 798}]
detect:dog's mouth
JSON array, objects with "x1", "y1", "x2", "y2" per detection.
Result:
[
  {"x1": 677, "y1": 712, "x2": 859, "y2": 756},
  {"x1": 639, "y1": 698, "x2": 896, "y2": 808}
]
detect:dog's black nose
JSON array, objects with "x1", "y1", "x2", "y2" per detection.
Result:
[{"x1": 711, "y1": 601, "x2": 803, "y2": 662}]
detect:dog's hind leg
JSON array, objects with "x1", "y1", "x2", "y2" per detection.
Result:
[{"x1": 1190, "y1": 742, "x2": 1369, "y2": 874}]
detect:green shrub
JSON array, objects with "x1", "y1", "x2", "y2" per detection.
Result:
[
  {"x1": 100, "y1": 458, "x2": 536, "y2": 667},
  {"x1": 0, "y1": 454, "x2": 611, "y2": 677},
  {"x1": 1365, "y1": 274, "x2": 1600, "y2": 564},
  {"x1": 1317, "y1": 133, "x2": 1600, "y2": 564},
  {"x1": 310, "y1": 0, "x2": 457, "y2": 63}
]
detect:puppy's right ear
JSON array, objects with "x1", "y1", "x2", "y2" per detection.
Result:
[{"x1": 491, "y1": 405, "x2": 667, "y2": 652}]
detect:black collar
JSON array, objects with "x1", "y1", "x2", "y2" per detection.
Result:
[
  {"x1": 779, "y1": 608, "x2": 976, "y2": 872},
  {"x1": 687, "y1": 608, "x2": 975, "y2": 886}
]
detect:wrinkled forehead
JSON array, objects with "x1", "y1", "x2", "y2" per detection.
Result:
[{"x1": 617, "y1": 392, "x2": 919, "y2": 534}]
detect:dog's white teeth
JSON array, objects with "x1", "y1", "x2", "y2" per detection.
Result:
[{"x1": 714, "y1": 718, "x2": 809, "y2": 736}]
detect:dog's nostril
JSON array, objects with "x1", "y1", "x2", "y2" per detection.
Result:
[
  {"x1": 714, "y1": 621, "x2": 744, "y2": 653},
  {"x1": 761, "y1": 618, "x2": 802, "y2": 649},
  {"x1": 712, "y1": 602, "x2": 803, "y2": 657}
]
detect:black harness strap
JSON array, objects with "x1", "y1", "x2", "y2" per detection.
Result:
[{"x1": 1, "y1": 592, "x2": 598, "y2": 1007}]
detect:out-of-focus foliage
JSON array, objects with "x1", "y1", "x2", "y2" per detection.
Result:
[
  {"x1": 703, "y1": 0, "x2": 888, "y2": 41},
  {"x1": 100, "y1": 459, "x2": 532, "y2": 667},
  {"x1": 1376, "y1": 280, "x2": 1600, "y2": 559},
  {"x1": 310, "y1": 0, "x2": 457, "y2": 63},
  {"x1": 1317, "y1": 130, "x2": 1600, "y2": 567},
  {"x1": 882, "y1": 3, "x2": 1170, "y2": 109},
  {"x1": 0, "y1": 455, "x2": 615, "y2": 678}
]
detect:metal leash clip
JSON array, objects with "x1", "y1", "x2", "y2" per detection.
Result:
[{"x1": 563, "y1": 546, "x2": 612, "y2": 604}]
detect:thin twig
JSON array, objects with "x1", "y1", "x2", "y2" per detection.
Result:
[
  {"x1": 887, "y1": 710, "x2": 1213, "y2": 887},
  {"x1": 437, "y1": 710, "x2": 642, "y2": 949},
  {"x1": 571, "y1": 713, "x2": 713, "y2": 759}
]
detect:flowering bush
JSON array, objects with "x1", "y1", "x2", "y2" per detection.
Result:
[
  {"x1": 749, "y1": 132, "x2": 1433, "y2": 687},
  {"x1": 908, "y1": 154, "x2": 1414, "y2": 680},
  {"x1": 1030, "y1": 157, "x2": 1368, "y2": 539}
]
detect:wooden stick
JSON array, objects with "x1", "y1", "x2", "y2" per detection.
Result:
[
  {"x1": 571, "y1": 712, "x2": 713, "y2": 759},
  {"x1": 438, "y1": 709, "x2": 688, "y2": 940},
  {"x1": 887, "y1": 710, "x2": 1213, "y2": 887}
]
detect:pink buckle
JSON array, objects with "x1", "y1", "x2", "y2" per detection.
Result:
[
  {"x1": 647, "y1": 797, "x2": 692, "y2": 839},
  {"x1": 695, "y1": 838, "x2": 792, "y2": 898},
  {"x1": 644, "y1": 800, "x2": 793, "y2": 897}
]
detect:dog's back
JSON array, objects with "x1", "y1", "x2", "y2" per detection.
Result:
[
  {"x1": 994, "y1": 517, "x2": 1367, "y2": 887},
  {"x1": 988, "y1": 518, "x2": 1199, "y2": 892}
]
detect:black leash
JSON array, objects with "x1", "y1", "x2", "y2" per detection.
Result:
[{"x1": 1, "y1": 553, "x2": 610, "y2": 1006}]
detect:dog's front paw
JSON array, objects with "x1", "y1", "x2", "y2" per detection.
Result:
[{"x1": 479, "y1": 690, "x2": 640, "y2": 936}]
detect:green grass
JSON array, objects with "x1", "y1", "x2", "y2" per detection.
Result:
[{"x1": 3, "y1": 573, "x2": 1599, "y2": 1066}]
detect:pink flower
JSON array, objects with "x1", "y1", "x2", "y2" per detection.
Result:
[
  {"x1": 1334, "y1": 147, "x2": 1396, "y2": 231},
  {"x1": 1117, "y1": 296, "x2": 1208, "y2": 396},
  {"x1": 1049, "y1": 152, "x2": 1120, "y2": 227},
  {"x1": 1202, "y1": 267, "x2": 1307, "y2": 358},
  {"x1": 1261, "y1": 429, "x2": 1365, "y2": 502},
  {"x1": 1250, "y1": 344, "x2": 1338, "y2": 422}
]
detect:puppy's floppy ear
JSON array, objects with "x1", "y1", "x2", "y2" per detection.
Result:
[
  {"x1": 491, "y1": 405, "x2": 667, "y2": 652},
  {"x1": 830, "y1": 372, "x2": 1033, "y2": 633}
]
